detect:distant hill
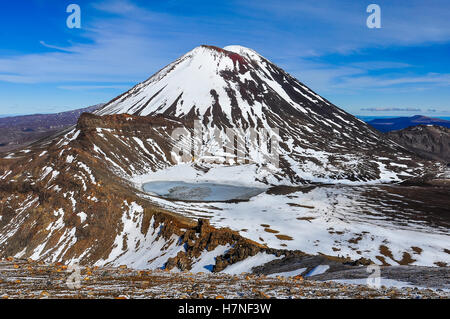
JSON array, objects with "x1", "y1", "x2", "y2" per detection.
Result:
[
  {"x1": 387, "y1": 125, "x2": 450, "y2": 163},
  {"x1": 0, "y1": 104, "x2": 103, "y2": 152},
  {"x1": 0, "y1": 114, "x2": 24, "y2": 118},
  {"x1": 367, "y1": 115, "x2": 450, "y2": 132}
]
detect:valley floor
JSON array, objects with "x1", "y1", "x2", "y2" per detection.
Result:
[{"x1": 0, "y1": 258, "x2": 447, "y2": 299}]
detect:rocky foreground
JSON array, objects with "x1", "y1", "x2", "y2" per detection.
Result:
[{"x1": 0, "y1": 258, "x2": 447, "y2": 299}]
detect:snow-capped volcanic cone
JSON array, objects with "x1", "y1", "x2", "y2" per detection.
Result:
[
  {"x1": 0, "y1": 45, "x2": 447, "y2": 269},
  {"x1": 97, "y1": 45, "x2": 432, "y2": 184}
]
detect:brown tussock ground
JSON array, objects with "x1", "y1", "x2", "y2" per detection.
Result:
[
  {"x1": 2, "y1": 258, "x2": 447, "y2": 299},
  {"x1": 264, "y1": 228, "x2": 280, "y2": 234},
  {"x1": 296, "y1": 217, "x2": 315, "y2": 222},
  {"x1": 275, "y1": 234, "x2": 294, "y2": 241},
  {"x1": 287, "y1": 203, "x2": 315, "y2": 209}
]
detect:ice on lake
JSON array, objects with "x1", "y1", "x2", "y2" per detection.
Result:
[{"x1": 143, "y1": 181, "x2": 265, "y2": 202}]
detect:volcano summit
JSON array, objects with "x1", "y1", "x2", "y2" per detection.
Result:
[{"x1": 95, "y1": 45, "x2": 434, "y2": 184}]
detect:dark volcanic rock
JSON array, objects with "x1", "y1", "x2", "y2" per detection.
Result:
[{"x1": 387, "y1": 125, "x2": 450, "y2": 163}]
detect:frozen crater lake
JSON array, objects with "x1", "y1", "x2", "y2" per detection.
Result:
[{"x1": 143, "y1": 181, "x2": 266, "y2": 202}]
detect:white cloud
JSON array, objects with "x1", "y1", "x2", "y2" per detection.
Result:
[
  {"x1": 0, "y1": 1, "x2": 183, "y2": 85},
  {"x1": 0, "y1": 0, "x2": 449, "y2": 100},
  {"x1": 58, "y1": 84, "x2": 131, "y2": 90},
  {"x1": 332, "y1": 73, "x2": 450, "y2": 91},
  {"x1": 360, "y1": 107, "x2": 422, "y2": 112},
  {"x1": 242, "y1": 0, "x2": 450, "y2": 55},
  {"x1": 39, "y1": 41, "x2": 74, "y2": 53}
]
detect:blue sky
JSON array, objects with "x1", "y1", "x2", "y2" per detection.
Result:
[{"x1": 0, "y1": 0, "x2": 449, "y2": 116}]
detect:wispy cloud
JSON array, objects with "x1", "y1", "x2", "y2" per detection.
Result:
[
  {"x1": 58, "y1": 84, "x2": 130, "y2": 90},
  {"x1": 1, "y1": 0, "x2": 449, "y2": 91},
  {"x1": 349, "y1": 61, "x2": 412, "y2": 70},
  {"x1": 0, "y1": 1, "x2": 185, "y2": 85},
  {"x1": 92, "y1": 0, "x2": 141, "y2": 14},
  {"x1": 1, "y1": 0, "x2": 450, "y2": 115},
  {"x1": 360, "y1": 107, "x2": 422, "y2": 112},
  {"x1": 242, "y1": 0, "x2": 450, "y2": 55},
  {"x1": 331, "y1": 73, "x2": 450, "y2": 91},
  {"x1": 39, "y1": 41, "x2": 74, "y2": 53}
]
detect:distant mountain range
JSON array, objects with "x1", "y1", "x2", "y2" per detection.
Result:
[
  {"x1": 0, "y1": 114, "x2": 24, "y2": 118},
  {"x1": 366, "y1": 115, "x2": 450, "y2": 132},
  {"x1": 0, "y1": 104, "x2": 103, "y2": 152}
]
